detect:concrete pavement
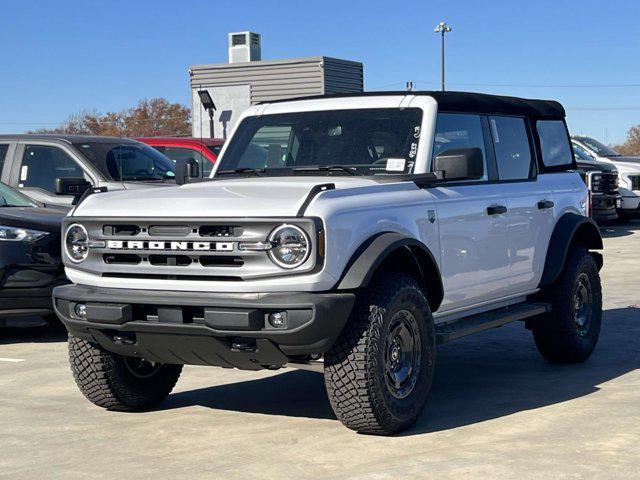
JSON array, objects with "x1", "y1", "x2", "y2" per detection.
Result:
[{"x1": 1, "y1": 220, "x2": 639, "y2": 479}]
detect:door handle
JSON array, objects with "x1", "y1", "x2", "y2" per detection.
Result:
[
  {"x1": 537, "y1": 200, "x2": 555, "y2": 210},
  {"x1": 487, "y1": 205, "x2": 507, "y2": 215}
]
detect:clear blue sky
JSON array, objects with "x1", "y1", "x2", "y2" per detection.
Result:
[{"x1": 1, "y1": 0, "x2": 639, "y2": 143}]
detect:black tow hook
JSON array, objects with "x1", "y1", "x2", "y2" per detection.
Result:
[
  {"x1": 113, "y1": 335, "x2": 136, "y2": 346},
  {"x1": 231, "y1": 339, "x2": 257, "y2": 352}
]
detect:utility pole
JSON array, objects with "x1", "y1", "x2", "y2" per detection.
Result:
[{"x1": 434, "y1": 22, "x2": 452, "y2": 91}]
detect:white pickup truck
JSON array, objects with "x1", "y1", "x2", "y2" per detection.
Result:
[
  {"x1": 572, "y1": 135, "x2": 640, "y2": 217},
  {"x1": 54, "y1": 92, "x2": 603, "y2": 435}
]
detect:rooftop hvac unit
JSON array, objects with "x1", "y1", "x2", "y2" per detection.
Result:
[{"x1": 228, "y1": 32, "x2": 261, "y2": 63}]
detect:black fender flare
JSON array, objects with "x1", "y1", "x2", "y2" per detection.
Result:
[
  {"x1": 336, "y1": 232, "x2": 444, "y2": 312},
  {"x1": 539, "y1": 213, "x2": 603, "y2": 288}
]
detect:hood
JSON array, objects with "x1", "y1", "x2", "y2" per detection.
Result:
[
  {"x1": 605, "y1": 160, "x2": 640, "y2": 176},
  {"x1": 609, "y1": 155, "x2": 640, "y2": 165},
  {"x1": 0, "y1": 206, "x2": 66, "y2": 232},
  {"x1": 74, "y1": 176, "x2": 381, "y2": 217},
  {"x1": 576, "y1": 160, "x2": 618, "y2": 173}
]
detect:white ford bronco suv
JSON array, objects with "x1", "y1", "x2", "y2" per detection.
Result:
[{"x1": 54, "y1": 92, "x2": 604, "y2": 435}]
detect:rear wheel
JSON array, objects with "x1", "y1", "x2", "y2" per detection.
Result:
[
  {"x1": 68, "y1": 335, "x2": 182, "y2": 411},
  {"x1": 324, "y1": 273, "x2": 435, "y2": 435},
  {"x1": 533, "y1": 248, "x2": 602, "y2": 363}
]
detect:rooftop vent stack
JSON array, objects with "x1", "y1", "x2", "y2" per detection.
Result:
[{"x1": 228, "y1": 32, "x2": 261, "y2": 63}]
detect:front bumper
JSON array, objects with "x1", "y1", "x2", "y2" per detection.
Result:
[
  {"x1": 53, "y1": 284, "x2": 355, "y2": 370},
  {"x1": 0, "y1": 240, "x2": 66, "y2": 319},
  {"x1": 591, "y1": 194, "x2": 620, "y2": 222},
  {"x1": 620, "y1": 194, "x2": 640, "y2": 213},
  {"x1": 0, "y1": 282, "x2": 67, "y2": 319}
]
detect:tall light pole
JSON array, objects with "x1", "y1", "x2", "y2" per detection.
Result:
[{"x1": 434, "y1": 21, "x2": 452, "y2": 91}]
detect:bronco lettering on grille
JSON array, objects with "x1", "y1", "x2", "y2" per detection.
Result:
[{"x1": 105, "y1": 240, "x2": 234, "y2": 252}]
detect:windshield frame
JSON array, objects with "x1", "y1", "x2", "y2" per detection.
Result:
[
  {"x1": 212, "y1": 96, "x2": 438, "y2": 179},
  {"x1": 72, "y1": 141, "x2": 176, "y2": 183}
]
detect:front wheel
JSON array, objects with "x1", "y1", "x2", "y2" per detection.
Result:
[
  {"x1": 324, "y1": 273, "x2": 436, "y2": 435},
  {"x1": 68, "y1": 335, "x2": 182, "y2": 411},
  {"x1": 533, "y1": 248, "x2": 602, "y2": 363}
]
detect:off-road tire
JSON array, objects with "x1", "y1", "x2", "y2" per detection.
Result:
[
  {"x1": 68, "y1": 335, "x2": 182, "y2": 411},
  {"x1": 533, "y1": 247, "x2": 602, "y2": 363},
  {"x1": 324, "y1": 273, "x2": 436, "y2": 435}
]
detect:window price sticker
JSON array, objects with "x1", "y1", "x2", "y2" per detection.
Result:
[{"x1": 386, "y1": 158, "x2": 406, "y2": 172}]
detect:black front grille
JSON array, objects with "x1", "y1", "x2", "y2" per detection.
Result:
[
  {"x1": 630, "y1": 175, "x2": 640, "y2": 191},
  {"x1": 591, "y1": 172, "x2": 618, "y2": 194}
]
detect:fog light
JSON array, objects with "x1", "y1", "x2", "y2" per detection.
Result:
[
  {"x1": 268, "y1": 311, "x2": 287, "y2": 329},
  {"x1": 74, "y1": 303, "x2": 87, "y2": 318}
]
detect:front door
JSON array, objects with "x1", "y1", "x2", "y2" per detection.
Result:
[
  {"x1": 12, "y1": 143, "x2": 92, "y2": 206},
  {"x1": 431, "y1": 113, "x2": 511, "y2": 313}
]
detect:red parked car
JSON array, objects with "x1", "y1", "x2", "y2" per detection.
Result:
[{"x1": 136, "y1": 137, "x2": 225, "y2": 176}]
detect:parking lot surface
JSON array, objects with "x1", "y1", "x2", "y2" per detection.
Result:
[{"x1": 2, "y1": 220, "x2": 639, "y2": 480}]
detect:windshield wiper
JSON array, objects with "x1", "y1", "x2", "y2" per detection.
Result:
[
  {"x1": 121, "y1": 176, "x2": 165, "y2": 182},
  {"x1": 217, "y1": 168, "x2": 265, "y2": 177},
  {"x1": 292, "y1": 165, "x2": 357, "y2": 176}
]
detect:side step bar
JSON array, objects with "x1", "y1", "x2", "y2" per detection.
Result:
[{"x1": 435, "y1": 302, "x2": 550, "y2": 344}]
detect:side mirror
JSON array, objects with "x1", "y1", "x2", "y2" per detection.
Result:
[
  {"x1": 55, "y1": 177, "x2": 92, "y2": 196},
  {"x1": 433, "y1": 147, "x2": 484, "y2": 181},
  {"x1": 175, "y1": 158, "x2": 200, "y2": 185}
]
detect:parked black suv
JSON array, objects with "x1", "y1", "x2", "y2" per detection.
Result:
[{"x1": 0, "y1": 182, "x2": 67, "y2": 325}]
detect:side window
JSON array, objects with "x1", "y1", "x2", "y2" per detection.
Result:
[
  {"x1": 489, "y1": 116, "x2": 533, "y2": 181},
  {"x1": 154, "y1": 146, "x2": 213, "y2": 176},
  {"x1": 537, "y1": 120, "x2": 573, "y2": 168},
  {"x1": 0, "y1": 144, "x2": 9, "y2": 177},
  {"x1": 432, "y1": 113, "x2": 487, "y2": 180},
  {"x1": 19, "y1": 145, "x2": 85, "y2": 194},
  {"x1": 572, "y1": 142, "x2": 594, "y2": 162}
]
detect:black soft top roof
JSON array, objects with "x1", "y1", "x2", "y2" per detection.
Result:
[{"x1": 267, "y1": 91, "x2": 566, "y2": 119}]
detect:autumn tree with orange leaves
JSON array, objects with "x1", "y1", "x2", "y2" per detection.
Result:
[{"x1": 32, "y1": 98, "x2": 191, "y2": 137}]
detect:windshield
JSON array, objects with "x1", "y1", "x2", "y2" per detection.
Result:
[
  {"x1": 217, "y1": 108, "x2": 423, "y2": 176},
  {"x1": 0, "y1": 182, "x2": 37, "y2": 207},
  {"x1": 72, "y1": 142, "x2": 176, "y2": 182},
  {"x1": 576, "y1": 137, "x2": 620, "y2": 157}
]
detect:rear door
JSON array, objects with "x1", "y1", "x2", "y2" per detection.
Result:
[
  {"x1": 487, "y1": 116, "x2": 559, "y2": 295},
  {"x1": 431, "y1": 113, "x2": 511, "y2": 313}
]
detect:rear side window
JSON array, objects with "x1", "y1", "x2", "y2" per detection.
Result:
[
  {"x1": 0, "y1": 144, "x2": 8, "y2": 176},
  {"x1": 537, "y1": 120, "x2": 573, "y2": 168},
  {"x1": 489, "y1": 116, "x2": 533, "y2": 181}
]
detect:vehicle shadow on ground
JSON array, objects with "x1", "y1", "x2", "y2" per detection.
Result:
[
  {"x1": 0, "y1": 321, "x2": 67, "y2": 345},
  {"x1": 600, "y1": 219, "x2": 640, "y2": 238},
  {"x1": 162, "y1": 307, "x2": 640, "y2": 434}
]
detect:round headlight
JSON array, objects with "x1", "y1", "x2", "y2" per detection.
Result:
[
  {"x1": 268, "y1": 224, "x2": 310, "y2": 269},
  {"x1": 65, "y1": 224, "x2": 89, "y2": 263}
]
